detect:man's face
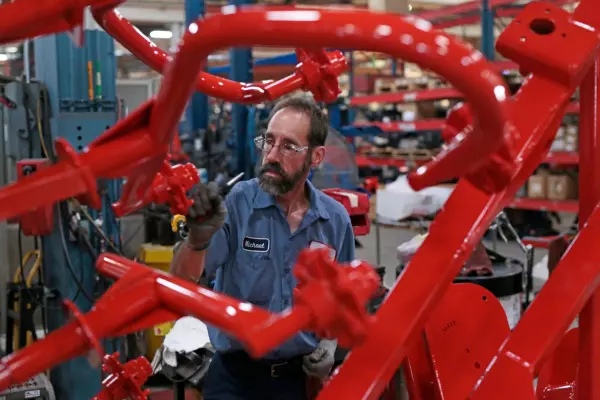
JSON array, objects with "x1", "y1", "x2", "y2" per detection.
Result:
[{"x1": 258, "y1": 108, "x2": 312, "y2": 196}]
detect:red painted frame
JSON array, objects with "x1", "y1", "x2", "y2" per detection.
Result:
[{"x1": 0, "y1": 1, "x2": 598, "y2": 399}]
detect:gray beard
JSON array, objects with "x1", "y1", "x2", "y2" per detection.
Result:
[
  {"x1": 259, "y1": 172, "x2": 299, "y2": 196},
  {"x1": 259, "y1": 160, "x2": 310, "y2": 196}
]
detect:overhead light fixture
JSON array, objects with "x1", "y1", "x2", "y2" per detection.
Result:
[
  {"x1": 5, "y1": 46, "x2": 18, "y2": 53},
  {"x1": 0, "y1": 54, "x2": 8, "y2": 62},
  {"x1": 149, "y1": 30, "x2": 173, "y2": 39}
]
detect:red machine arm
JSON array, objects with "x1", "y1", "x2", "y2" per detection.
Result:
[
  {"x1": 0, "y1": 6, "x2": 509, "y2": 227},
  {"x1": 0, "y1": 0, "x2": 123, "y2": 45},
  {"x1": 5, "y1": 2, "x2": 600, "y2": 399},
  {"x1": 91, "y1": 6, "x2": 346, "y2": 104},
  {"x1": 318, "y1": 3, "x2": 600, "y2": 399},
  {"x1": 0, "y1": 249, "x2": 379, "y2": 392}
]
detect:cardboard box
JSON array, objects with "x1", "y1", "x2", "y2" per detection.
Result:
[
  {"x1": 547, "y1": 175, "x2": 577, "y2": 200},
  {"x1": 527, "y1": 175, "x2": 547, "y2": 199}
]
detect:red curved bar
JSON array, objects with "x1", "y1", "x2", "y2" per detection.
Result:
[
  {"x1": 149, "y1": 8, "x2": 510, "y2": 175},
  {"x1": 0, "y1": 0, "x2": 123, "y2": 45},
  {"x1": 0, "y1": 250, "x2": 378, "y2": 392},
  {"x1": 92, "y1": 7, "x2": 315, "y2": 103}
]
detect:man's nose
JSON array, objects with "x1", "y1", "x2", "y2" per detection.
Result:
[{"x1": 263, "y1": 146, "x2": 282, "y2": 163}]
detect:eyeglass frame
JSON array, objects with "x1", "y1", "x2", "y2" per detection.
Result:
[{"x1": 254, "y1": 135, "x2": 310, "y2": 157}]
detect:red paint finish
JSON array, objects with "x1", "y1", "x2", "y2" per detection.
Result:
[{"x1": 0, "y1": 2, "x2": 599, "y2": 399}]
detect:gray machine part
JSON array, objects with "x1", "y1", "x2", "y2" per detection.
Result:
[
  {"x1": 0, "y1": 373, "x2": 55, "y2": 400},
  {"x1": 309, "y1": 127, "x2": 360, "y2": 190},
  {"x1": 3, "y1": 81, "x2": 45, "y2": 183},
  {"x1": 160, "y1": 348, "x2": 214, "y2": 389}
]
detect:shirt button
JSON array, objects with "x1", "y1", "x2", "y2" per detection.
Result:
[
  {"x1": 283, "y1": 299, "x2": 289, "y2": 306},
  {"x1": 284, "y1": 267, "x2": 291, "y2": 273}
]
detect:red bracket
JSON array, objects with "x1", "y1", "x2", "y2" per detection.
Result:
[
  {"x1": 293, "y1": 249, "x2": 379, "y2": 348},
  {"x1": 296, "y1": 49, "x2": 346, "y2": 103},
  {"x1": 93, "y1": 352, "x2": 152, "y2": 400},
  {"x1": 112, "y1": 160, "x2": 199, "y2": 217}
]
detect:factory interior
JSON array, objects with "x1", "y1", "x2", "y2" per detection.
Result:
[{"x1": 0, "y1": 0, "x2": 595, "y2": 398}]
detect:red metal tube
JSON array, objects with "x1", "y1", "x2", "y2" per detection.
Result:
[
  {"x1": 91, "y1": 7, "x2": 304, "y2": 104},
  {"x1": 155, "y1": 277, "x2": 314, "y2": 357},
  {"x1": 149, "y1": 8, "x2": 510, "y2": 187},
  {"x1": 574, "y1": 1, "x2": 600, "y2": 396},
  {"x1": 0, "y1": 280, "x2": 158, "y2": 391},
  {"x1": 469, "y1": 202, "x2": 600, "y2": 398},
  {"x1": 96, "y1": 252, "x2": 377, "y2": 359},
  {"x1": 0, "y1": 126, "x2": 154, "y2": 221},
  {"x1": 0, "y1": 0, "x2": 123, "y2": 45},
  {"x1": 318, "y1": 19, "x2": 592, "y2": 396}
]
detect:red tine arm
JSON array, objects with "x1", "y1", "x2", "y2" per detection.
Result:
[
  {"x1": 91, "y1": 6, "x2": 329, "y2": 104},
  {"x1": 0, "y1": 0, "x2": 119, "y2": 44},
  {"x1": 150, "y1": 8, "x2": 510, "y2": 175}
]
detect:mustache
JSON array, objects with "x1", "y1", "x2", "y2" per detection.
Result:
[{"x1": 260, "y1": 163, "x2": 285, "y2": 176}]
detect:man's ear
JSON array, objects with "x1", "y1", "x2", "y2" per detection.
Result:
[{"x1": 310, "y1": 146, "x2": 326, "y2": 168}]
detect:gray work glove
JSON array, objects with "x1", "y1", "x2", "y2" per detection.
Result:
[
  {"x1": 186, "y1": 182, "x2": 226, "y2": 250},
  {"x1": 302, "y1": 339, "x2": 337, "y2": 379}
]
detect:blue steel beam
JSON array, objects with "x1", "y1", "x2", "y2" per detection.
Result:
[
  {"x1": 208, "y1": 52, "x2": 297, "y2": 75},
  {"x1": 186, "y1": 0, "x2": 209, "y2": 132},
  {"x1": 229, "y1": 0, "x2": 255, "y2": 176},
  {"x1": 33, "y1": 30, "x2": 119, "y2": 400},
  {"x1": 481, "y1": 0, "x2": 496, "y2": 60}
]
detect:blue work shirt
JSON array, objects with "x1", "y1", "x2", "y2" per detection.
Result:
[{"x1": 204, "y1": 178, "x2": 355, "y2": 359}]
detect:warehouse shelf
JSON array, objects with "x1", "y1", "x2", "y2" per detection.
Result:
[
  {"x1": 350, "y1": 88, "x2": 462, "y2": 106},
  {"x1": 351, "y1": 91, "x2": 579, "y2": 116},
  {"x1": 507, "y1": 198, "x2": 578, "y2": 213},
  {"x1": 357, "y1": 152, "x2": 578, "y2": 168},
  {"x1": 354, "y1": 119, "x2": 446, "y2": 133}
]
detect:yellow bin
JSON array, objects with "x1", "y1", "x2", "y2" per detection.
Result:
[{"x1": 138, "y1": 243, "x2": 176, "y2": 359}]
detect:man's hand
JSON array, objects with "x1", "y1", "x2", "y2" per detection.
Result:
[
  {"x1": 186, "y1": 182, "x2": 226, "y2": 251},
  {"x1": 302, "y1": 339, "x2": 337, "y2": 379}
]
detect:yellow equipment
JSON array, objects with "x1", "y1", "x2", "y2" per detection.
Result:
[
  {"x1": 138, "y1": 243, "x2": 176, "y2": 359},
  {"x1": 171, "y1": 214, "x2": 187, "y2": 236},
  {"x1": 11, "y1": 250, "x2": 41, "y2": 351}
]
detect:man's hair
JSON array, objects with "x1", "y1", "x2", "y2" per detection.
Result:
[{"x1": 268, "y1": 96, "x2": 329, "y2": 147}]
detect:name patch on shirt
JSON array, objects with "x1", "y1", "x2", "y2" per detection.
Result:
[{"x1": 242, "y1": 236, "x2": 270, "y2": 252}]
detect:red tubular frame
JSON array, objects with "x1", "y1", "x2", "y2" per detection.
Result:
[
  {"x1": 90, "y1": 6, "x2": 346, "y2": 104},
  {"x1": 0, "y1": 250, "x2": 379, "y2": 391},
  {"x1": 1, "y1": 1, "x2": 600, "y2": 399}
]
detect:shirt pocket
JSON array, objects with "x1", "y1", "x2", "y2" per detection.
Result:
[{"x1": 231, "y1": 251, "x2": 276, "y2": 306}]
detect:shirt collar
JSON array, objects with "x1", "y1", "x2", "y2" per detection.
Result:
[{"x1": 252, "y1": 179, "x2": 330, "y2": 220}]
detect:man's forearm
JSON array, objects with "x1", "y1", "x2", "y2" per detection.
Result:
[{"x1": 170, "y1": 241, "x2": 207, "y2": 282}]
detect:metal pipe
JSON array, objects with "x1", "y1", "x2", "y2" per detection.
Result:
[
  {"x1": 23, "y1": 39, "x2": 30, "y2": 82},
  {"x1": 185, "y1": 0, "x2": 209, "y2": 133},
  {"x1": 576, "y1": 7, "x2": 600, "y2": 398},
  {"x1": 481, "y1": 0, "x2": 495, "y2": 60}
]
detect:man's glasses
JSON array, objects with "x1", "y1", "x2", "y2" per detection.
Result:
[{"x1": 254, "y1": 136, "x2": 309, "y2": 158}]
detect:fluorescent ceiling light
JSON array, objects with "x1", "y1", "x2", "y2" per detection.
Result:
[
  {"x1": 149, "y1": 30, "x2": 172, "y2": 39},
  {"x1": 0, "y1": 54, "x2": 8, "y2": 62},
  {"x1": 5, "y1": 46, "x2": 18, "y2": 53}
]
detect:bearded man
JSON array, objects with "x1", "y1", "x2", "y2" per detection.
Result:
[{"x1": 170, "y1": 96, "x2": 355, "y2": 400}]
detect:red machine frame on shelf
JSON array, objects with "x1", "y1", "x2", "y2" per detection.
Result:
[{"x1": 0, "y1": 1, "x2": 599, "y2": 399}]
